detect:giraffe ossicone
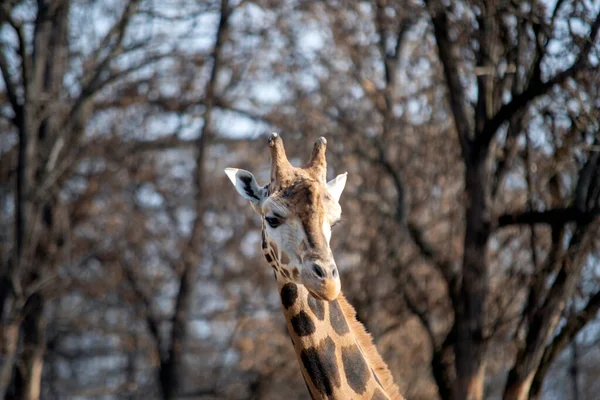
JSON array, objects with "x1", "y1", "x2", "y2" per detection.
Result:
[{"x1": 226, "y1": 134, "x2": 404, "y2": 400}]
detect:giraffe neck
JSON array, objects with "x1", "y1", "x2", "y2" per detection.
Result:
[{"x1": 277, "y1": 280, "x2": 402, "y2": 400}]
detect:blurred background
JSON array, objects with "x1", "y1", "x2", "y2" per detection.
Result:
[{"x1": 1, "y1": 0, "x2": 600, "y2": 399}]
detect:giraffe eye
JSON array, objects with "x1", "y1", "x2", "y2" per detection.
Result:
[{"x1": 266, "y1": 216, "x2": 282, "y2": 228}]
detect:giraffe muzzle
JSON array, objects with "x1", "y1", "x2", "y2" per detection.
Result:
[{"x1": 303, "y1": 261, "x2": 341, "y2": 301}]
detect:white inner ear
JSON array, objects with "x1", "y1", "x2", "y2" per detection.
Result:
[
  {"x1": 322, "y1": 220, "x2": 332, "y2": 243},
  {"x1": 327, "y1": 172, "x2": 347, "y2": 202},
  {"x1": 225, "y1": 168, "x2": 265, "y2": 204}
]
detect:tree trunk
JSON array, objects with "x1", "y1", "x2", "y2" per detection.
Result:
[
  {"x1": 453, "y1": 153, "x2": 490, "y2": 400},
  {"x1": 13, "y1": 293, "x2": 46, "y2": 400},
  {"x1": 160, "y1": 1, "x2": 231, "y2": 398},
  {"x1": 503, "y1": 372, "x2": 536, "y2": 400},
  {"x1": 431, "y1": 338, "x2": 455, "y2": 400},
  {"x1": 0, "y1": 321, "x2": 19, "y2": 399}
]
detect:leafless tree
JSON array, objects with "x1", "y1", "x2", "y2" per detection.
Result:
[
  {"x1": 0, "y1": 0, "x2": 249, "y2": 398},
  {"x1": 1, "y1": 1, "x2": 599, "y2": 400}
]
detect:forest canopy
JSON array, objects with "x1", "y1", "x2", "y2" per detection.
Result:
[{"x1": 1, "y1": 1, "x2": 599, "y2": 399}]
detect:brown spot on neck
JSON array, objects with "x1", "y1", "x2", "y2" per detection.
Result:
[
  {"x1": 269, "y1": 241, "x2": 279, "y2": 256},
  {"x1": 307, "y1": 293, "x2": 325, "y2": 321},
  {"x1": 300, "y1": 336, "x2": 341, "y2": 397},
  {"x1": 264, "y1": 253, "x2": 273, "y2": 264},
  {"x1": 342, "y1": 344, "x2": 369, "y2": 394},
  {"x1": 291, "y1": 311, "x2": 316, "y2": 337},
  {"x1": 280, "y1": 283, "x2": 298, "y2": 309},
  {"x1": 329, "y1": 299, "x2": 350, "y2": 335}
]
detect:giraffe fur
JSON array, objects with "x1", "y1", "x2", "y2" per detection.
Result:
[{"x1": 226, "y1": 133, "x2": 404, "y2": 399}]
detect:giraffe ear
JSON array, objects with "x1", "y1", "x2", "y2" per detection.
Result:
[
  {"x1": 225, "y1": 168, "x2": 266, "y2": 205},
  {"x1": 326, "y1": 172, "x2": 347, "y2": 202}
]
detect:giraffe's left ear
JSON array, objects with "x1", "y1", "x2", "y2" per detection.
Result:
[
  {"x1": 326, "y1": 172, "x2": 347, "y2": 202},
  {"x1": 225, "y1": 168, "x2": 266, "y2": 205}
]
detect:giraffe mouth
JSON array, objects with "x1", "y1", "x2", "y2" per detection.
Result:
[
  {"x1": 306, "y1": 281, "x2": 340, "y2": 301},
  {"x1": 307, "y1": 289, "x2": 323, "y2": 301}
]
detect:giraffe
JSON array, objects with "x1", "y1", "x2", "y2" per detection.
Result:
[{"x1": 225, "y1": 133, "x2": 404, "y2": 400}]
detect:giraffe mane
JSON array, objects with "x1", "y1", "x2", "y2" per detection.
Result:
[{"x1": 337, "y1": 293, "x2": 405, "y2": 400}]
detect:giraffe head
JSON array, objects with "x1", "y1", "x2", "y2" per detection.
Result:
[{"x1": 225, "y1": 133, "x2": 347, "y2": 301}]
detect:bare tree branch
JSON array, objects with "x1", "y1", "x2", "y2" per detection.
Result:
[
  {"x1": 476, "y1": 11, "x2": 600, "y2": 151},
  {"x1": 406, "y1": 222, "x2": 460, "y2": 305},
  {"x1": 0, "y1": 41, "x2": 21, "y2": 118},
  {"x1": 529, "y1": 289, "x2": 600, "y2": 398},
  {"x1": 71, "y1": 0, "x2": 142, "y2": 119},
  {"x1": 425, "y1": 0, "x2": 473, "y2": 159},
  {"x1": 163, "y1": 1, "x2": 232, "y2": 398},
  {"x1": 120, "y1": 260, "x2": 162, "y2": 347},
  {"x1": 503, "y1": 218, "x2": 596, "y2": 399},
  {"x1": 497, "y1": 207, "x2": 600, "y2": 228},
  {"x1": 402, "y1": 273, "x2": 436, "y2": 345}
]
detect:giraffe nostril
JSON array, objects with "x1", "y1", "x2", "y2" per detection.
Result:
[
  {"x1": 312, "y1": 264, "x2": 326, "y2": 279},
  {"x1": 332, "y1": 267, "x2": 338, "y2": 278}
]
